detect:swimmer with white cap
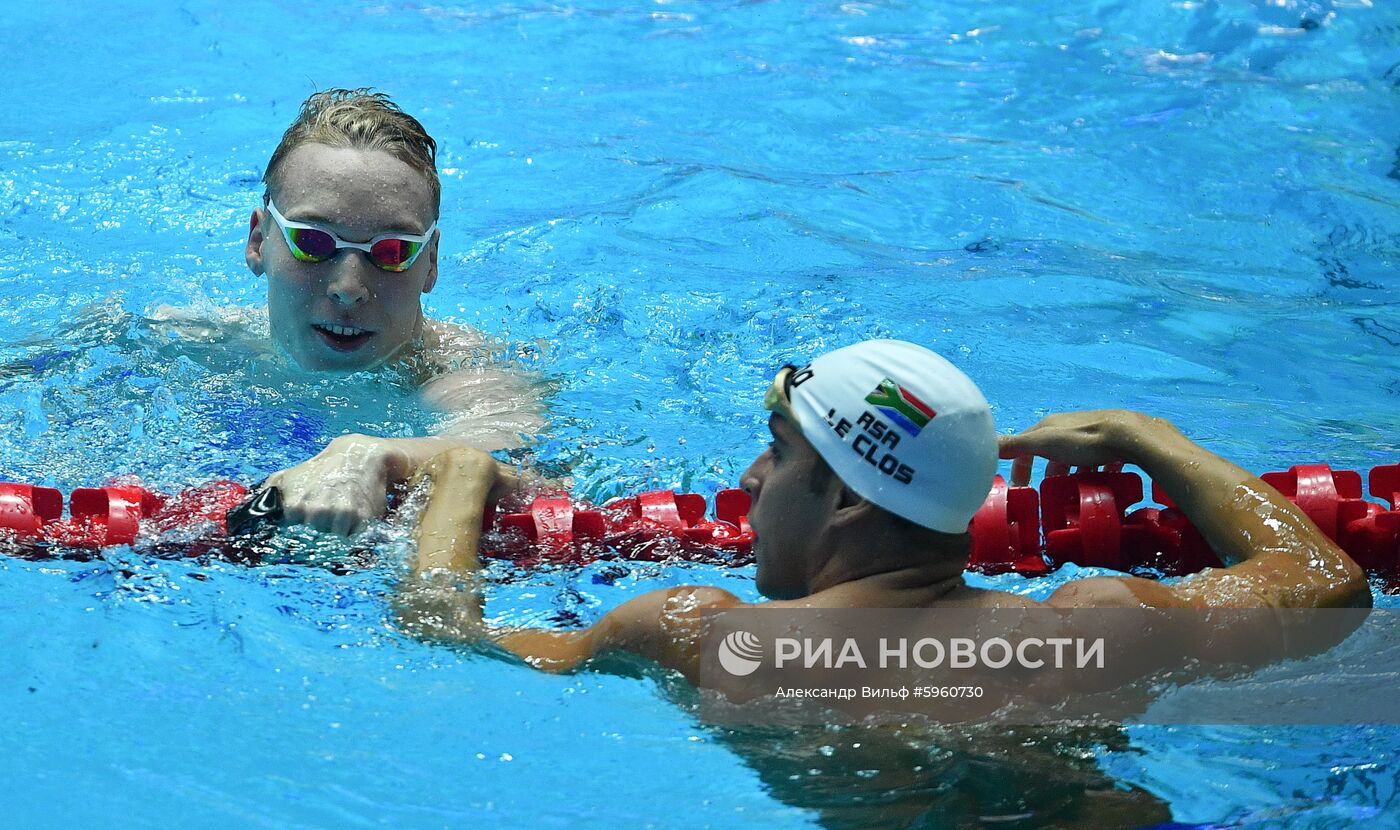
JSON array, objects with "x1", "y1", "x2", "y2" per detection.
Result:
[{"x1": 398, "y1": 339, "x2": 1369, "y2": 679}]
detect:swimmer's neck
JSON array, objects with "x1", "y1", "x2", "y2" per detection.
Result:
[{"x1": 800, "y1": 557, "x2": 972, "y2": 608}]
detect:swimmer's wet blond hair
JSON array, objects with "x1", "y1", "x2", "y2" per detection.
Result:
[{"x1": 262, "y1": 88, "x2": 440, "y2": 218}]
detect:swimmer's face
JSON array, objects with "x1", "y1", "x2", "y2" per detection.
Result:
[
  {"x1": 245, "y1": 143, "x2": 439, "y2": 372},
  {"x1": 741, "y1": 372, "x2": 832, "y2": 600}
]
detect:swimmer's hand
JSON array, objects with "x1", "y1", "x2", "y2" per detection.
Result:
[
  {"x1": 264, "y1": 435, "x2": 484, "y2": 536},
  {"x1": 998, "y1": 409, "x2": 1165, "y2": 485}
]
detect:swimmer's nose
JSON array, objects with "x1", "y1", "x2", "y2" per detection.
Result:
[
  {"x1": 326, "y1": 257, "x2": 371, "y2": 306},
  {"x1": 739, "y1": 456, "x2": 764, "y2": 496}
]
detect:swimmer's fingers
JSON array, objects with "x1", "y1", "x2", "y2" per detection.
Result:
[
  {"x1": 999, "y1": 412, "x2": 1143, "y2": 487},
  {"x1": 318, "y1": 502, "x2": 380, "y2": 538},
  {"x1": 332, "y1": 476, "x2": 395, "y2": 536},
  {"x1": 1002, "y1": 433, "x2": 1131, "y2": 484},
  {"x1": 277, "y1": 496, "x2": 339, "y2": 536},
  {"x1": 1000, "y1": 434, "x2": 1051, "y2": 487},
  {"x1": 330, "y1": 506, "x2": 366, "y2": 539},
  {"x1": 1008, "y1": 452, "x2": 1034, "y2": 487},
  {"x1": 998, "y1": 412, "x2": 1130, "y2": 471},
  {"x1": 274, "y1": 476, "x2": 386, "y2": 538}
]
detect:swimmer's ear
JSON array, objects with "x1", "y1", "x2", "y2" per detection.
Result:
[
  {"x1": 420, "y1": 229, "x2": 439, "y2": 294},
  {"x1": 830, "y1": 485, "x2": 875, "y2": 528},
  {"x1": 245, "y1": 208, "x2": 266, "y2": 276}
]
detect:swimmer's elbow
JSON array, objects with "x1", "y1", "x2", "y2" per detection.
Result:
[
  {"x1": 1268, "y1": 540, "x2": 1371, "y2": 610},
  {"x1": 1327, "y1": 552, "x2": 1372, "y2": 610},
  {"x1": 1294, "y1": 535, "x2": 1371, "y2": 609}
]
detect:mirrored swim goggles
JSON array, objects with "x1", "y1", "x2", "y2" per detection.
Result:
[
  {"x1": 763, "y1": 365, "x2": 801, "y2": 429},
  {"x1": 264, "y1": 200, "x2": 437, "y2": 273}
]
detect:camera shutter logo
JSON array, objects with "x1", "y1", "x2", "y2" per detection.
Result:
[{"x1": 718, "y1": 630, "x2": 764, "y2": 676}]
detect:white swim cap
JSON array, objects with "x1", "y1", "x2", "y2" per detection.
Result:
[{"x1": 776, "y1": 340, "x2": 997, "y2": 534}]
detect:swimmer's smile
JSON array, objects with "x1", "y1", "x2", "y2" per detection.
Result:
[{"x1": 313, "y1": 322, "x2": 375, "y2": 351}]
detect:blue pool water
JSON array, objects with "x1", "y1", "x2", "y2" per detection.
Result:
[{"x1": 2, "y1": 0, "x2": 1399, "y2": 826}]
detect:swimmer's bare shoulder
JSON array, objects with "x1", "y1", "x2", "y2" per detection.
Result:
[{"x1": 414, "y1": 318, "x2": 547, "y2": 448}]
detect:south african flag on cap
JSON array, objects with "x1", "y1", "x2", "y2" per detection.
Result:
[{"x1": 865, "y1": 378, "x2": 937, "y2": 437}]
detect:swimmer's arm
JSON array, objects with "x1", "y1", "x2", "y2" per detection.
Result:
[
  {"x1": 398, "y1": 581, "x2": 743, "y2": 680},
  {"x1": 1000, "y1": 410, "x2": 1369, "y2": 610},
  {"x1": 402, "y1": 447, "x2": 744, "y2": 678},
  {"x1": 265, "y1": 434, "x2": 492, "y2": 536},
  {"x1": 493, "y1": 586, "x2": 744, "y2": 679},
  {"x1": 411, "y1": 444, "x2": 524, "y2": 573},
  {"x1": 419, "y1": 366, "x2": 546, "y2": 450}
]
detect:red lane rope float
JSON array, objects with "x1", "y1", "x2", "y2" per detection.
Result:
[
  {"x1": 967, "y1": 462, "x2": 1400, "y2": 583},
  {"x1": 0, "y1": 461, "x2": 1397, "y2": 582},
  {"x1": 0, "y1": 480, "x2": 253, "y2": 557},
  {"x1": 484, "y1": 489, "x2": 755, "y2": 568},
  {"x1": 968, "y1": 475, "x2": 1045, "y2": 577}
]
